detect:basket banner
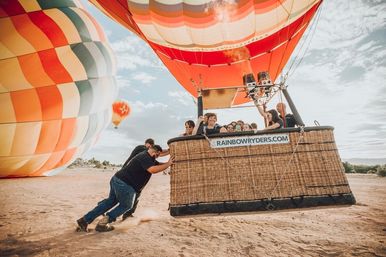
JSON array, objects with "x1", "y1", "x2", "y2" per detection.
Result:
[{"x1": 210, "y1": 133, "x2": 290, "y2": 148}]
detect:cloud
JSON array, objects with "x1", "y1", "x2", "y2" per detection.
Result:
[
  {"x1": 110, "y1": 36, "x2": 163, "y2": 71},
  {"x1": 115, "y1": 100, "x2": 194, "y2": 149},
  {"x1": 132, "y1": 72, "x2": 157, "y2": 84},
  {"x1": 83, "y1": 129, "x2": 139, "y2": 164},
  {"x1": 167, "y1": 91, "x2": 194, "y2": 106}
]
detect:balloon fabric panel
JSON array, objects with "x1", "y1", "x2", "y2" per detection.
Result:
[{"x1": 0, "y1": 0, "x2": 117, "y2": 178}]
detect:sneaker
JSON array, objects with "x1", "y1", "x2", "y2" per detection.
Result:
[
  {"x1": 76, "y1": 217, "x2": 88, "y2": 232},
  {"x1": 95, "y1": 223, "x2": 115, "y2": 232},
  {"x1": 122, "y1": 212, "x2": 134, "y2": 221},
  {"x1": 97, "y1": 215, "x2": 109, "y2": 226}
]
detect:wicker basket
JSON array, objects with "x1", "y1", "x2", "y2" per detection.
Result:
[{"x1": 168, "y1": 126, "x2": 355, "y2": 216}]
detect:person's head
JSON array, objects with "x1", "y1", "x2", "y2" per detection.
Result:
[
  {"x1": 148, "y1": 145, "x2": 162, "y2": 158},
  {"x1": 236, "y1": 120, "x2": 244, "y2": 126},
  {"x1": 184, "y1": 120, "x2": 195, "y2": 135},
  {"x1": 203, "y1": 113, "x2": 213, "y2": 124},
  {"x1": 226, "y1": 124, "x2": 235, "y2": 132},
  {"x1": 243, "y1": 123, "x2": 252, "y2": 131},
  {"x1": 267, "y1": 109, "x2": 280, "y2": 123},
  {"x1": 231, "y1": 121, "x2": 237, "y2": 127},
  {"x1": 276, "y1": 103, "x2": 287, "y2": 115},
  {"x1": 250, "y1": 123, "x2": 258, "y2": 129},
  {"x1": 144, "y1": 138, "x2": 155, "y2": 148},
  {"x1": 206, "y1": 113, "x2": 217, "y2": 127}
]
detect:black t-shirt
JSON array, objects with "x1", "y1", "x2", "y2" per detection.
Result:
[
  {"x1": 280, "y1": 114, "x2": 297, "y2": 128},
  {"x1": 269, "y1": 118, "x2": 284, "y2": 129},
  {"x1": 196, "y1": 122, "x2": 205, "y2": 135},
  {"x1": 122, "y1": 145, "x2": 147, "y2": 168},
  {"x1": 203, "y1": 125, "x2": 221, "y2": 135},
  {"x1": 115, "y1": 151, "x2": 159, "y2": 193}
]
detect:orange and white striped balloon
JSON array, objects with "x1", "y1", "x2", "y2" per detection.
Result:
[{"x1": 0, "y1": 0, "x2": 117, "y2": 177}]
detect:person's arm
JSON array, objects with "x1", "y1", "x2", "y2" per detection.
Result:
[
  {"x1": 264, "y1": 122, "x2": 281, "y2": 130},
  {"x1": 192, "y1": 116, "x2": 204, "y2": 135},
  {"x1": 257, "y1": 105, "x2": 267, "y2": 118},
  {"x1": 159, "y1": 149, "x2": 169, "y2": 157},
  {"x1": 147, "y1": 157, "x2": 174, "y2": 174},
  {"x1": 257, "y1": 105, "x2": 270, "y2": 128}
]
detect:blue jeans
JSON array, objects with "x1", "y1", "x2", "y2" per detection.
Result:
[{"x1": 83, "y1": 176, "x2": 136, "y2": 223}]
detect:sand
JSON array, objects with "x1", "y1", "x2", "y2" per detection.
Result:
[{"x1": 0, "y1": 168, "x2": 385, "y2": 257}]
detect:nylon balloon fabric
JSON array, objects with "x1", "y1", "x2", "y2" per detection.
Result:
[
  {"x1": 89, "y1": 0, "x2": 322, "y2": 107},
  {"x1": 112, "y1": 100, "x2": 130, "y2": 128},
  {"x1": 0, "y1": 0, "x2": 117, "y2": 177}
]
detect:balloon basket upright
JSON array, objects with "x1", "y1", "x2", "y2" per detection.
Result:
[{"x1": 167, "y1": 127, "x2": 355, "y2": 216}]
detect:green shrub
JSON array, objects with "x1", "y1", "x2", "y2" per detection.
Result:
[
  {"x1": 376, "y1": 165, "x2": 386, "y2": 177},
  {"x1": 342, "y1": 162, "x2": 354, "y2": 173}
]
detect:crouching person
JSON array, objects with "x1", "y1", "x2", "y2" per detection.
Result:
[{"x1": 76, "y1": 145, "x2": 173, "y2": 232}]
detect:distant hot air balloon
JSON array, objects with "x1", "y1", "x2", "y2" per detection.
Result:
[
  {"x1": 112, "y1": 100, "x2": 130, "y2": 128},
  {"x1": 89, "y1": 0, "x2": 322, "y2": 108},
  {"x1": 0, "y1": 0, "x2": 117, "y2": 178}
]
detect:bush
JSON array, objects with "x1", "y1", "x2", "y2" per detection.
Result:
[
  {"x1": 376, "y1": 165, "x2": 386, "y2": 177},
  {"x1": 342, "y1": 162, "x2": 354, "y2": 173},
  {"x1": 367, "y1": 169, "x2": 377, "y2": 174}
]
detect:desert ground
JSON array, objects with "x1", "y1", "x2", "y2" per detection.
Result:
[{"x1": 0, "y1": 168, "x2": 385, "y2": 257}]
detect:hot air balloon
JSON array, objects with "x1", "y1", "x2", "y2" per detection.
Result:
[
  {"x1": 112, "y1": 100, "x2": 130, "y2": 128},
  {"x1": 89, "y1": 0, "x2": 355, "y2": 215},
  {"x1": 0, "y1": 0, "x2": 117, "y2": 178},
  {"x1": 89, "y1": 0, "x2": 322, "y2": 108}
]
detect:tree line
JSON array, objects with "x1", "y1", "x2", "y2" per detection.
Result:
[{"x1": 342, "y1": 162, "x2": 386, "y2": 177}]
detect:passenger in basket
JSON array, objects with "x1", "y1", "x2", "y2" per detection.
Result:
[
  {"x1": 192, "y1": 113, "x2": 210, "y2": 135},
  {"x1": 265, "y1": 109, "x2": 283, "y2": 129},
  {"x1": 193, "y1": 113, "x2": 226, "y2": 135},
  {"x1": 276, "y1": 103, "x2": 297, "y2": 128},
  {"x1": 180, "y1": 120, "x2": 195, "y2": 136},
  {"x1": 243, "y1": 123, "x2": 253, "y2": 131},
  {"x1": 226, "y1": 124, "x2": 235, "y2": 133},
  {"x1": 250, "y1": 123, "x2": 258, "y2": 132},
  {"x1": 257, "y1": 105, "x2": 283, "y2": 130}
]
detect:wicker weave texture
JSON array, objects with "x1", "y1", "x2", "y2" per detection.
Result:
[{"x1": 169, "y1": 129, "x2": 352, "y2": 206}]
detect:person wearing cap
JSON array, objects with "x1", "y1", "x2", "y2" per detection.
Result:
[{"x1": 76, "y1": 145, "x2": 173, "y2": 232}]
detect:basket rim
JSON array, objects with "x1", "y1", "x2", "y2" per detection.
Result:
[{"x1": 168, "y1": 126, "x2": 334, "y2": 145}]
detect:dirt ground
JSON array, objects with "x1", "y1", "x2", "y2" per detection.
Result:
[{"x1": 0, "y1": 169, "x2": 385, "y2": 257}]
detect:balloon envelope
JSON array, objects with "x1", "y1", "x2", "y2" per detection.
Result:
[
  {"x1": 112, "y1": 100, "x2": 130, "y2": 128},
  {"x1": 90, "y1": 0, "x2": 322, "y2": 107},
  {"x1": 0, "y1": 0, "x2": 117, "y2": 177}
]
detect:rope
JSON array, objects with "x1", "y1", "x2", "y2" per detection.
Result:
[
  {"x1": 203, "y1": 134, "x2": 234, "y2": 199},
  {"x1": 283, "y1": 2, "x2": 324, "y2": 82},
  {"x1": 267, "y1": 126, "x2": 305, "y2": 201},
  {"x1": 203, "y1": 134, "x2": 233, "y2": 167}
]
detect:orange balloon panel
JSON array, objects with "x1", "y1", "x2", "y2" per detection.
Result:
[{"x1": 0, "y1": 0, "x2": 117, "y2": 178}]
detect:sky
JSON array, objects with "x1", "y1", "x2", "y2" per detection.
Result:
[{"x1": 82, "y1": 0, "x2": 386, "y2": 164}]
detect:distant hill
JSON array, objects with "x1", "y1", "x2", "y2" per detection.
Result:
[{"x1": 342, "y1": 158, "x2": 386, "y2": 165}]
